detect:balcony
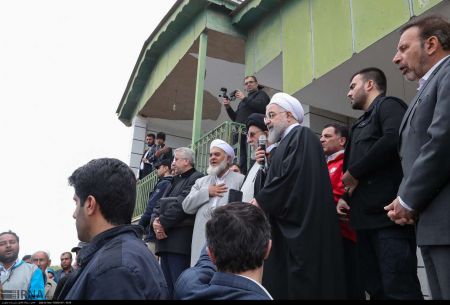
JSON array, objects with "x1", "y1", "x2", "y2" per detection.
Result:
[{"x1": 132, "y1": 121, "x2": 246, "y2": 221}]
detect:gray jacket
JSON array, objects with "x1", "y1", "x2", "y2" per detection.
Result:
[{"x1": 398, "y1": 56, "x2": 450, "y2": 245}]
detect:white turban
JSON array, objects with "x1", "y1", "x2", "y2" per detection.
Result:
[
  {"x1": 269, "y1": 92, "x2": 304, "y2": 123},
  {"x1": 210, "y1": 139, "x2": 235, "y2": 160}
]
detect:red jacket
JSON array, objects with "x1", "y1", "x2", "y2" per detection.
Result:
[{"x1": 327, "y1": 150, "x2": 356, "y2": 243}]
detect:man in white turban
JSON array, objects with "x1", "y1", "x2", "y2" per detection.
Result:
[
  {"x1": 250, "y1": 92, "x2": 346, "y2": 299},
  {"x1": 182, "y1": 139, "x2": 244, "y2": 266}
]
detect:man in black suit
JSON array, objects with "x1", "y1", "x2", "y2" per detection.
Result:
[
  {"x1": 386, "y1": 15, "x2": 450, "y2": 300},
  {"x1": 173, "y1": 202, "x2": 272, "y2": 300},
  {"x1": 139, "y1": 133, "x2": 156, "y2": 180},
  {"x1": 339, "y1": 67, "x2": 422, "y2": 299},
  {"x1": 150, "y1": 147, "x2": 203, "y2": 298}
]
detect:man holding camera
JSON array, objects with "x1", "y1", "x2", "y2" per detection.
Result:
[{"x1": 223, "y1": 76, "x2": 270, "y2": 175}]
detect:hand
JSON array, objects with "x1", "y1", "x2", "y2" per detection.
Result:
[
  {"x1": 153, "y1": 218, "x2": 168, "y2": 239},
  {"x1": 209, "y1": 183, "x2": 228, "y2": 197},
  {"x1": 384, "y1": 198, "x2": 416, "y2": 226},
  {"x1": 342, "y1": 171, "x2": 359, "y2": 196},
  {"x1": 255, "y1": 146, "x2": 267, "y2": 165},
  {"x1": 249, "y1": 198, "x2": 260, "y2": 208},
  {"x1": 235, "y1": 90, "x2": 245, "y2": 100},
  {"x1": 336, "y1": 198, "x2": 350, "y2": 221},
  {"x1": 223, "y1": 98, "x2": 230, "y2": 106},
  {"x1": 154, "y1": 150, "x2": 161, "y2": 158}
]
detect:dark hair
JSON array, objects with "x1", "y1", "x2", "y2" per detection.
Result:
[
  {"x1": 146, "y1": 133, "x2": 155, "y2": 139},
  {"x1": 244, "y1": 75, "x2": 257, "y2": 82},
  {"x1": 68, "y1": 158, "x2": 136, "y2": 225},
  {"x1": 206, "y1": 202, "x2": 271, "y2": 273},
  {"x1": 22, "y1": 255, "x2": 31, "y2": 261},
  {"x1": 231, "y1": 162, "x2": 240, "y2": 169},
  {"x1": 0, "y1": 230, "x2": 19, "y2": 243},
  {"x1": 350, "y1": 67, "x2": 387, "y2": 94},
  {"x1": 401, "y1": 15, "x2": 450, "y2": 51},
  {"x1": 61, "y1": 252, "x2": 72, "y2": 259},
  {"x1": 244, "y1": 75, "x2": 264, "y2": 90},
  {"x1": 156, "y1": 132, "x2": 166, "y2": 141},
  {"x1": 324, "y1": 123, "x2": 349, "y2": 142}
]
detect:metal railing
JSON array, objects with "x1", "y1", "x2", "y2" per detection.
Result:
[
  {"x1": 132, "y1": 121, "x2": 247, "y2": 221},
  {"x1": 191, "y1": 121, "x2": 247, "y2": 173},
  {"x1": 132, "y1": 169, "x2": 159, "y2": 222}
]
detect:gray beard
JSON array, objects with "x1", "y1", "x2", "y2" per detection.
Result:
[
  {"x1": 249, "y1": 145, "x2": 256, "y2": 160},
  {"x1": 207, "y1": 159, "x2": 228, "y2": 176},
  {"x1": 268, "y1": 120, "x2": 289, "y2": 144}
]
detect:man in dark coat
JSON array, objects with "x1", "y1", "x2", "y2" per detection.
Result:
[
  {"x1": 250, "y1": 93, "x2": 346, "y2": 300},
  {"x1": 139, "y1": 158, "x2": 173, "y2": 255},
  {"x1": 151, "y1": 147, "x2": 203, "y2": 298},
  {"x1": 174, "y1": 203, "x2": 272, "y2": 300},
  {"x1": 340, "y1": 68, "x2": 422, "y2": 300},
  {"x1": 223, "y1": 75, "x2": 270, "y2": 175},
  {"x1": 60, "y1": 158, "x2": 168, "y2": 300}
]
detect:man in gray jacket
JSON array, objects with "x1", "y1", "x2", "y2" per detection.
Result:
[{"x1": 386, "y1": 15, "x2": 450, "y2": 300}]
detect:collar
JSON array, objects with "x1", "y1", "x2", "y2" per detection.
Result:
[
  {"x1": 326, "y1": 149, "x2": 344, "y2": 162},
  {"x1": 266, "y1": 143, "x2": 277, "y2": 153},
  {"x1": 281, "y1": 123, "x2": 300, "y2": 140},
  {"x1": 418, "y1": 55, "x2": 450, "y2": 90},
  {"x1": 235, "y1": 274, "x2": 273, "y2": 300},
  {"x1": 365, "y1": 94, "x2": 385, "y2": 114},
  {"x1": 178, "y1": 167, "x2": 196, "y2": 178},
  {"x1": 77, "y1": 225, "x2": 143, "y2": 268},
  {"x1": 0, "y1": 258, "x2": 21, "y2": 272}
]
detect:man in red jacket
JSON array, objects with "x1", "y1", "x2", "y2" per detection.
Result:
[{"x1": 320, "y1": 123, "x2": 364, "y2": 300}]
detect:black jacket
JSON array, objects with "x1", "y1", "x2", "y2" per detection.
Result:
[
  {"x1": 225, "y1": 89, "x2": 270, "y2": 124},
  {"x1": 151, "y1": 168, "x2": 204, "y2": 255},
  {"x1": 60, "y1": 225, "x2": 169, "y2": 300},
  {"x1": 139, "y1": 176, "x2": 173, "y2": 242},
  {"x1": 344, "y1": 95, "x2": 407, "y2": 230}
]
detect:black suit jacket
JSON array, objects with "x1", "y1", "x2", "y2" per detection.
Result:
[{"x1": 398, "y1": 56, "x2": 450, "y2": 246}]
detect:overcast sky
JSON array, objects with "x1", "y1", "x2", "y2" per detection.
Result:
[{"x1": 0, "y1": 0, "x2": 176, "y2": 265}]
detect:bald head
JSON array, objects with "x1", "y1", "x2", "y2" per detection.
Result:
[{"x1": 32, "y1": 251, "x2": 51, "y2": 271}]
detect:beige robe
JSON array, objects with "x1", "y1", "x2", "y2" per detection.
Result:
[{"x1": 182, "y1": 170, "x2": 244, "y2": 266}]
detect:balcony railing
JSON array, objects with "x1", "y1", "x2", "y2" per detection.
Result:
[
  {"x1": 133, "y1": 170, "x2": 159, "y2": 222},
  {"x1": 132, "y1": 121, "x2": 247, "y2": 221},
  {"x1": 191, "y1": 121, "x2": 247, "y2": 174}
]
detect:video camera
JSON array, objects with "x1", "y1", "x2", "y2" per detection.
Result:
[{"x1": 219, "y1": 87, "x2": 237, "y2": 101}]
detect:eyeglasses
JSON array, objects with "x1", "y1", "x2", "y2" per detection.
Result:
[
  {"x1": 244, "y1": 80, "x2": 255, "y2": 85},
  {"x1": 264, "y1": 111, "x2": 287, "y2": 122}
]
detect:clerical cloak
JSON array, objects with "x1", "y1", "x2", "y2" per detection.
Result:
[{"x1": 255, "y1": 125, "x2": 346, "y2": 299}]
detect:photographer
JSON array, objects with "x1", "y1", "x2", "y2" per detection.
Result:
[{"x1": 222, "y1": 76, "x2": 270, "y2": 175}]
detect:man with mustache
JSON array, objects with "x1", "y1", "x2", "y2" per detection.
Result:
[
  {"x1": 386, "y1": 15, "x2": 450, "y2": 300},
  {"x1": 250, "y1": 93, "x2": 345, "y2": 299},
  {"x1": 0, "y1": 231, "x2": 45, "y2": 300},
  {"x1": 183, "y1": 139, "x2": 245, "y2": 266}
]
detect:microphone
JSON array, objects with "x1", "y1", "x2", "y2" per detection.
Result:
[{"x1": 258, "y1": 134, "x2": 267, "y2": 168}]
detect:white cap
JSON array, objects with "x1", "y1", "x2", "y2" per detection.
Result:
[
  {"x1": 210, "y1": 139, "x2": 235, "y2": 160},
  {"x1": 269, "y1": 92, "x2": 304, "y2": 123}
]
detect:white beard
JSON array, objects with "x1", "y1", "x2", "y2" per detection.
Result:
[
  {"x1": 268, "y1": 120, "x2": 289, "y2": 144},
  {"x1": 207, "y1": 159, "x2": 228, "y2": 176},
  {"x1": 249, "y1": 145, "x2": 256, "y2": 160}
]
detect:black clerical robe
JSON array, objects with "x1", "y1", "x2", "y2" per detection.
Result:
[{"x1": 255, "y1": 125, "x2": 346, "y2": 300}]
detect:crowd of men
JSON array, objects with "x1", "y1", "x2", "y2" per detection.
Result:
[{"x1": 1, "y1": 14, "x2": 449, "y2": 300}]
